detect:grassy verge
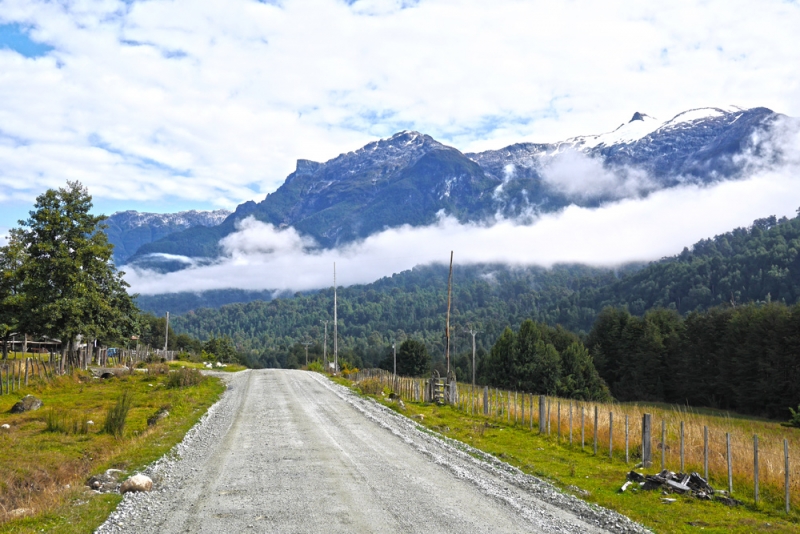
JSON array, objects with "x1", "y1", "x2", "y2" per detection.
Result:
[
  {"x1": 337, "y1": 376, "x2": 800, "y2": 534},
  {"x1": 0, "y1": 367, "x2": 226, "y2": 533}
]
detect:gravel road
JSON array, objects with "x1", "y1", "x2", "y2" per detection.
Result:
[{"x1": 97, "y1": 370, "x2": 649, "y2": 533}]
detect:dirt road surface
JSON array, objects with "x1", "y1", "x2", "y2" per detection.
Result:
[{"x1": 97, "y1": 370, "x2": 647, "y2": 533}]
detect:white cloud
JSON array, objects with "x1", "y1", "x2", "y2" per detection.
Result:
[
  {"x1": 540, "y1": 150, "x2": 658, "y2": 201},
  {"x1": 1, "y1": 0, "x2": 799, "y2": 226},
  {"x1": 0, "y1": 227, "x2": 8, "y2": 247}
]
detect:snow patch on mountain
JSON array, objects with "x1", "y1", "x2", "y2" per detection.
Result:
[
  {"x1": 568, "y1": 112, "x2": 661, "y2": 149},
  {"x1": 108, "y1": 209, "x2": 231, "y2": 229}
]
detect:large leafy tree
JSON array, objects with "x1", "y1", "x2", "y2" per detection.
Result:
[
  {"x1": 16, "y1": 181, "x2": 137, "y2": 367},
  {"x1": 0, "y1": 229, "x2": 26, "y2": 359}
]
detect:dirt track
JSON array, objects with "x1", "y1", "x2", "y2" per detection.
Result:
[{"x1": 97, "y1": 370, "x2": 647, "y2": 533}]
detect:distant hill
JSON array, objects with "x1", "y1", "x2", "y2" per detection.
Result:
[
  {"x1": 104, "y1": 209, "x2": 230, "y2": 264},
  {"x1": 129, "y1": 107, "x2": 787, "y2": 270}
]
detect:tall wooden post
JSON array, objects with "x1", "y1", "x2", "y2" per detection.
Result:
[
  {"x1": 754, "y1": 435, "x2": 759, "y2": 505},
  {"x1": 445, "y1": 251, "x2": 453, "y2": 375},
  {"x1": 642, "y1": 414, "x2": 652, "y2": 468},
  {"x1": 539, "y1": 395, "x2": 546, "y2": 434}
]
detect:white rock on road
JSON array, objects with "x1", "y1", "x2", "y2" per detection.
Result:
[
  {"x1": 96, "y1": 370, "x2": 649, "y2": 533},
  {"x1": 120, "y1": 474, "x2": 153, "y2": 494}
]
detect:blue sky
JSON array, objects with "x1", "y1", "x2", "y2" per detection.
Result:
[
  {"x1": 0, "y1": 23, "x2": 52, "y2": 57},
  {"x1": 1, "y1": 0, "x2": 800, "y2": 245}
]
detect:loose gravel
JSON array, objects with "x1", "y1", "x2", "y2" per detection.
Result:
[{"x1": 96, "y1": 370, "x2": 651, "y2": 534}]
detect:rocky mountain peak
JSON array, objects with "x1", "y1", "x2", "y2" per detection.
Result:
[{"x1": 629, "y1": 112, "x2": 652, "y2": 122}]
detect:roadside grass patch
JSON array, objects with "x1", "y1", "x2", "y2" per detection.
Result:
[
  {"x1": 165, "y1": 368, "x2": 205, "y2": 389},
  {"x1": 342, "y1": 379, "x2": 800, "y2": 534},
  {"x1": 0, "y1": 369, "x2": 225, "y2": 533},
  {"x1": 166, "y1": 361, "x2": 246, "y2": 373}
]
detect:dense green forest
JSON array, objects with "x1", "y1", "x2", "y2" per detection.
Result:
[
  {"x1": 587, "y1": 302, "x2": 800, "y2": 419},
  {"x1": 172, "y1": 212, "x2": 800, "y2": 370},
  {"x1": 480, "y1": 320, "x2": 611, "y2": 401},
  {"x1": 170, "y1": 263, "x2": 625, "y2": 372}
]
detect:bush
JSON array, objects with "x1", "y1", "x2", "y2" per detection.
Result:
[
  {"x1": 784, "y1": 405, "x2": 800, "y2": 428},
  {"x1": 358, "y1": 378, "x2": 385, "y2": 396},
  {"x1": 146, "y1": 363, "x2": 169, "y2": 375},
  {"x1": 44, "y1": 409, "x2": 90, "y2": 435},
  {"x1": 307, "y1": 361, "x2": 324, "y2": 372},
  {"x1": 166, "y1": 368, "x2": 205, "y2": 388},
  {"x1": 103, "y1": 390, "x2": 133, "y2": 438}
]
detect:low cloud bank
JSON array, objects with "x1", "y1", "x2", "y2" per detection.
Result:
[{"x1": 125, "y1": 165, "x2": 800, "y2": 296}]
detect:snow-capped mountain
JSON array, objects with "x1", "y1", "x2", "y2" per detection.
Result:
[
  {"x1": 127, "y1": 106, "x2": 790, "y2": 267},
  {"x1": 105, "y1": 209, "x2": 231, "y2": 264}
]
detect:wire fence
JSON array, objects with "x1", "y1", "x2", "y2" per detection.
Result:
[
  {"x1": 347, "y1": 368, "x2": 798, "y2": 513},
  {"x1": 0, "y1": 347, "x2": 178, "y2": 395}
]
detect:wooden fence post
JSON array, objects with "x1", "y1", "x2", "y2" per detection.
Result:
[
  {"x1": 704, "y1": 426, "x2": 709, "y2": 480},
  {"x1": 557, "y1": 402, "x2": 561, "y2": 441},
  {"x1": 662, "y1": 420, "x2": 666, "y2": 471},
  {"x1": 539, "y1": 395, "x2": 546, "y2": 434},
  {"x1": 785, "y1": 439, "x2": 790, "y2": 514},
  {"x1": 625, "y1": 415, "x2": 629, "y2": 464},
  {"x1": 521, "y1": 393, "x2": 524, "y2": 424},
  {"x1": 24, "y1": 358, "x2": 29, "y2": 387},
  {"x1": 529, "y1": 394, "x2": 533, "y2": 430},
  {"x1": 642, "y1": 414, "x2": 652, "y2": 468},
  {"x1": 680, "y1": 421, "x2": 685, "y2": 473},
  {"x1": 483, "y1": 386, "x2": 489, "y2": 415},
  {"x1": 726, "y1": 433, "x2": 733, "y2": 494},
  {"x1": 593, "y1": 405, "x2": 598, "y2": 455},
  {"x1": 547, "y1": 399, "x2": 551, "y2": 434},
  {"x1": 754, "y1": 435, "x2": 759, "y2": 505},
  {"x1": 581, "y1": 406, "x2": 585, "y2": 449},
  {"x1": 569, "y1": 402, "x2": 573, "y2": 445},
  {"x1": 609, "y1": 412, "x2": 613, "y2": 460}
]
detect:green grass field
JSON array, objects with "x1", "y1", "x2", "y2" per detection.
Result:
[{"x1": 0, "y1": 366, "x2": 226, "y2": 533}]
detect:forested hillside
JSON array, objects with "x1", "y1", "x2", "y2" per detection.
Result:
[
  {"x1": 576, "y1": 213, "x2": 800, "y2": 316},
  {"x1": 171, "y1": 263, "x2": 627, "y2": 371},
  {"x1": 586, "y1": 302, "x2": 800, "y2": 419},
  {"x1": 171, "y1": 211, "x2": 800, "y2": 374}
]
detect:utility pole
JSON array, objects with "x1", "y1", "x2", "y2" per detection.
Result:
[
  {"x1": 333, "y1": 263, "x2": 338, "y2": 373},
  {"x1": 301, "y1": 341, "x2": 312, "y2": 367},
  {"x1": 445, "y1": 251, "x2": 453, "y2": 376},
  {"x1": 321, "y1": 320, "x2": 328, "y2": 371},
  {"x1": 465, "y1": 326, "x2": 479, "y2": 390},
  {"x1": 164, "y1": 312, "x2": 170, "y2": 353}
]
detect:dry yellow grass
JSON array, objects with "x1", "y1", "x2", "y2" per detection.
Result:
[
  {"x1": 355, "y1": 369, "x2": 798, "y2": 509},
  {"x1": 451, "y1": 382, "x2": 800, "y2": 508}
]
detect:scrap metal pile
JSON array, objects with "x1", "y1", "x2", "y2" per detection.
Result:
[{"x1": 621, "y1": 470, "x2": 742, "y2": 506}]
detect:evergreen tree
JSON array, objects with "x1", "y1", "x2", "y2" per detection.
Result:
[
  {"x1": 396, "y1": 339, "x2": 430, "y2": 377},
  {"x1": 0, "y1": 230, "x2": 25, "y2": 359},
  {"x1": 15, "y1": 181, "x2": 137, "y2": 366}
]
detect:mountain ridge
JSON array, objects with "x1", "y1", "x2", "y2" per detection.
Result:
[
  {"x1": 126, "y1": 106, "x2": 789, "y2": 268},
  {"x1": 104, "y1": 209, "x2": 231, "y2": 264}
]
